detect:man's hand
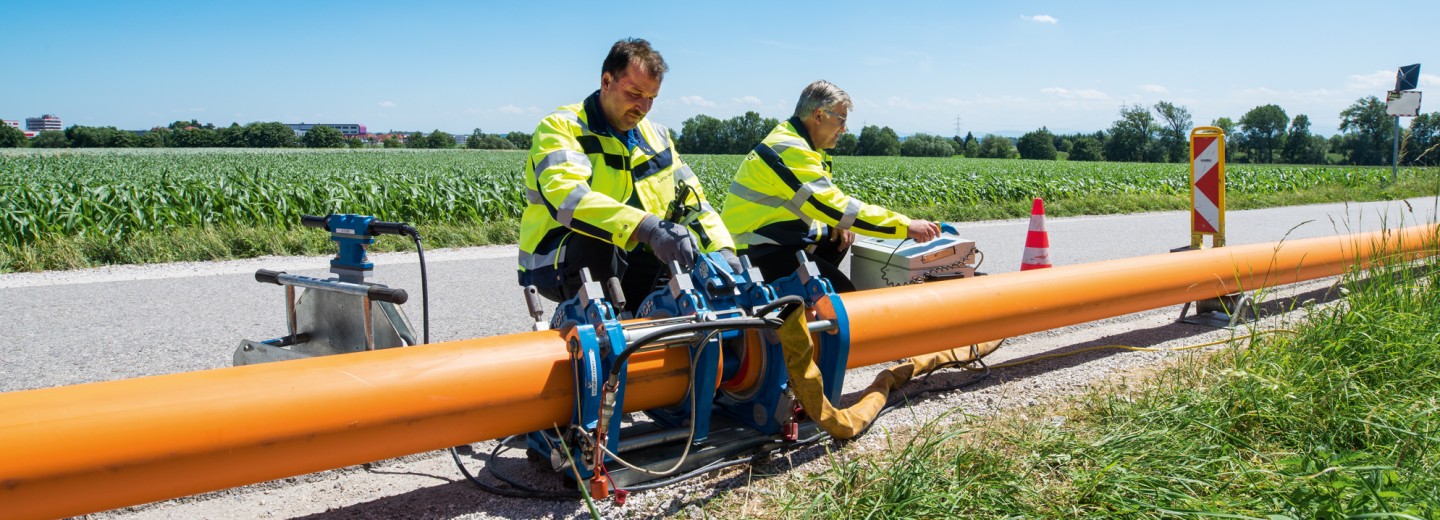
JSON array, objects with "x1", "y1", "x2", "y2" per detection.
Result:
[
  {"x1": 906, "y1": 220, "x2": 941, "y2": 243},
  {"x1": 636, "y1": 215, "x2": 698, "y2": 268},
  {"x1": 828, "y1": 226, "x2": 856, "y2": 250},
  {"x1": 718, "y1": 248, "x2": 744, "y2": 274}
]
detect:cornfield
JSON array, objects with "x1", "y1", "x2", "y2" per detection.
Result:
[{"x1": 0, "y1": 148, "x2": 1415, "y2": 248}]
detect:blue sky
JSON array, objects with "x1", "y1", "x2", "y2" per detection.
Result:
[{"x1": 5, "y1": 1, "x2": 1437, "y2": 137}]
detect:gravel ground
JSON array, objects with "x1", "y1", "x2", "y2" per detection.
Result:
[{"x1": 78, "y1": 275, "x2": 1340, "y2": 520}]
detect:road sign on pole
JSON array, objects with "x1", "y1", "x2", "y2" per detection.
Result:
[
  {"x1": 1396, "y1": 64, "x2": 1421, "y2": 91},
  {"x1": 1389, "y1": 64, "x2": 1423, "y2": 182},
  {"x1": 1189, "y1": 126, "x2": 1226, "y2": 249}
]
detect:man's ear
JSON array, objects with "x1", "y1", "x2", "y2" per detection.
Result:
[{"x1": 601, "y1": 72, "x2": 614, "y2": 91}]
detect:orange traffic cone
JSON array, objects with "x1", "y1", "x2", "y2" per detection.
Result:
[{"x1": 1020, "y1": 198, "x2": 1052, "y2": 271}]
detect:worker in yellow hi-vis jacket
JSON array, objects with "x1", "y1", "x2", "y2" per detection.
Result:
[
  {"x1": 721, "y1": 80, "x2": 940, "y2": 292},
  {"x1": 518, "y1": 38, "x2": 739, "y2": 312}
]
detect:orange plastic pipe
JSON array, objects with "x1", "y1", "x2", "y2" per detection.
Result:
[
  {"x1": 0, "y1": 224, "x2": 1435, "y2": 519},
  {"x1": 831, "y1": 223, "x2": 1439, "y2": 367},
  {"x1": 0, "y1": 331, "x2": 692, "y2": 520}
]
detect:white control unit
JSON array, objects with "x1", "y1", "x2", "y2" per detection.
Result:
[{"x1": 849, "y1": 232, "x2": 978, "y2": 290}]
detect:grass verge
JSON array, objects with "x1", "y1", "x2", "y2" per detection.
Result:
[{"x1": 725, "y1": 243, "x2": 1440, "y2": 517}]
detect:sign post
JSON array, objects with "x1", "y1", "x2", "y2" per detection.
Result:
[
  {"x1": 1188, "y1": 126, "x2": 1226, "y2": 249},
  {"x1": 1388, "y1": 64, "x2": 1423, "y2": 182}
]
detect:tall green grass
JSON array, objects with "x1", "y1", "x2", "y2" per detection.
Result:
[{"x1": 737, "y1": 235, "x2": 1440, "y2": 518}]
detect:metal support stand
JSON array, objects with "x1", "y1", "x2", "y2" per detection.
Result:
[{"x1": 1178, "y1": 292, "x2": 1256, "y2": 329}]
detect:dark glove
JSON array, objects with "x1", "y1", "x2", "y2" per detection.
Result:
[
  {"x1": 719, "y1": 248, "x2": 744, "y2": 274},
  {"x1": 635, "y1": 215, "x2": 697, "y2": 269}
]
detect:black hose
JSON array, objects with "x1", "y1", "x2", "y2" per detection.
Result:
[
  {"x1": 454, "y1": 427, "x2": 832, "y2": 501},
  {"x1": 404, "y1": 226, "x2": 429, "y2": 345},
  {"x1": 753, "y1": 294, "x2": 806, "y2": 320},
  {"x1": 608, "y1": 318, "x2": 780, "y2": 380}
]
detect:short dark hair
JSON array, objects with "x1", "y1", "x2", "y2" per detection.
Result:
[{"x1": 602, "y1": 38, "x2": 668, "y2": 82}]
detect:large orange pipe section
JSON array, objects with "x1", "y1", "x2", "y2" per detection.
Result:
[
  {"x1": 0, "y1": 224, "x2": 1435, "y2": 519},
  {"x1": 0, "y1": 332, "x2": 693, "y2": 520},
  {"x1": 832, "y1": 223, "x2": 1439, "y2": 367}
]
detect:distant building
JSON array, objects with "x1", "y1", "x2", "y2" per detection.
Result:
[
  {"x1": 287, "y1": 123, "x2": 368, "y2": 137},
  {"x1": 2, "y1": 119, "x2": 19, "y2": 129},
  {"x1": 26, "y1": 114, "x2": 62, "y2": 132}
]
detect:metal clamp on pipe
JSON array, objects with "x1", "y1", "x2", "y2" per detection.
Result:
[{"x1": 520, "y1": 248, "x2": 844, "y2": 499}]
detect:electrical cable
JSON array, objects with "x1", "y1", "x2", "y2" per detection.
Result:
[
  {"x1": 453, "y1": 431, "x2": 791, "y2": 500},
  {"x1": 454, "y1": 295, "x2": 801, "y2": 499},
  {"x1": 597, "y1": 329, "x2": 721, "y2": 476},
  {"x1": 872, "y1": 329, "x2": 1302, "y2": 420},
  {"x1": 402, "y1": 225, "x2": 429, "y2": 345},
  {"x1": 608, "y1": 318, "x2": 781, "y2": 380},
  {"x1": 879, "y1": 237, "x2": 913, "y2": 287},
  {"x1": 970, "y1": 328, "x2": 1300, "y2": 371}
]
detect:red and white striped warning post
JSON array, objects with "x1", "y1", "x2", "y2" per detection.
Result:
[
  {"x1": 1189, "y1": 126, "x2": 1227, "y2": 249},
  {"x1": 1178, "y1": 127, "x2": 1250, "y2": 328},
  {"x1": 1020, "y1": 197, "x2": 1051, "y2": 271}
]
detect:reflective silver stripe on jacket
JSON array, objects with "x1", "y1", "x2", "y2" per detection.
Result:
[
  {"x1": 732, "y1": 232, "x2": 781, "y2": 247},
  {"x1": 673, "y1": 164, "x2": 697, "y2": 182},
  {"x1": 518, "y1": 246, "x2": 564, "y2": 271},
  {"x1": 770, "y1": 139, "x2": 808, "y2": 155},
  {"x1": 786, "y1": 177, "x2": 834, "y2": 217},
  {"x1": 653, "y1": 123, "x2": 673, "y2": 150},
  {"x1": 730, "y1": 181, "x2": 812, "y2": 224},
  {"x1": 534, "y1": 149, "x2": 591, "y2": 178},
  {"x1": 548, "y1": 109, "x2": 591, "y2": 135},
  {"x1": 837, "y1": 198, "x2": 861, "y2": 230},
  {"x1": 525, "y1": 187, "x2": 544, "y2": 204},
  {"x1": 556, "y1": 184, "x2": 593, "y2": 227}
]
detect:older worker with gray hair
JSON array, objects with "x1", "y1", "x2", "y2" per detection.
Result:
[{"x1": 720, "y1": 80, "x2": 940, "y2": 292}]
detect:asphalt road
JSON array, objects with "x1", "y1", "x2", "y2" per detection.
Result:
[{"x1": 2, "y1": 196, "x2": 1435, "y2": 393}]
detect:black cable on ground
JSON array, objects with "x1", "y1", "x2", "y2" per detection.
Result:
[{"x1": 452, "y1": 430, "x2": 828, "y2": 500}]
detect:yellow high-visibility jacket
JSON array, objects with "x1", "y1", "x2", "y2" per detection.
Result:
[
  {"x1": 722, "y1": 117, "x2": 910, "y2": 253},
  {"x1": 518, "y1": 91, "x2": 733, "y2": 286}
]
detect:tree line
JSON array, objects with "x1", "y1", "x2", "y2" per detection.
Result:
[
  {"x1": 6, "y1": 98, "x2": 1438, "y2": 166},
  {"x1": 0, "y1": 121, "x2": 537, "y2": 151},
  {"x1": 673, "y1": 97, "x2": 1440, "y2": 166},
  {"x1": 1039, "y1": 96, "x2": 1438, "y2": 166}
]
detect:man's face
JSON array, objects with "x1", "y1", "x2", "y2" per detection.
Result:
[
  {"x1": 811, "y1": 105, "x2": 848, "y2": 150},
  {"x1": 599, "y1": 61, "x2": 661, "y2": 133}
]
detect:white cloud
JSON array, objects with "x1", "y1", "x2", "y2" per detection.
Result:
[
  {"x1": 734, "y1": 96, "x2": 763, "y2": 106},
  {"x1": 1041, "y1": 87, "x2": 1109, "y2": 100},
  {"x1": 1138, "y1": 84, "x2": 1168, "y2": 94},
  {"x1": 936, "y1": 95, "x2": 1031, "y2": 108},
  {"x1": 679, "y1": 95, "x2": 715, "y2": 108},
  {"x1": 378, "y1": 101, "x2": 396, "y2": 108},
  {"x1": 886, "y1": 96, "x2": 922, "y2": 110},
  {"x1": 498, "y1": 105, "x2": 525, "y2": 114},
  {"x1": 1022, "y1": 14, "x2": 1058, "y2": 24},
  {"x1": 1345, "y1": 71, "x2": 1395, "y2": 92},
  {"x1": 1355, "y1": 71, "x2": 1440, "y2": 90}
]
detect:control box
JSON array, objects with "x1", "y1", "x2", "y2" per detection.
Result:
[{"x1": 850, "y1": 232, "x2": 978, "y2": 290}]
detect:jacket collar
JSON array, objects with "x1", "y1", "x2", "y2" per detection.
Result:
[
  {"x1": 584, "y1": 90, "x2": 623, "y2": 138},
  {"x1": 787, "y1": 116, "x2": 816, "y2": 150}
]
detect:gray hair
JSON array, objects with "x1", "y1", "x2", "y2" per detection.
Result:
[{"x1": 792, "y1": 80, "x2": 853, "y2": 119}]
